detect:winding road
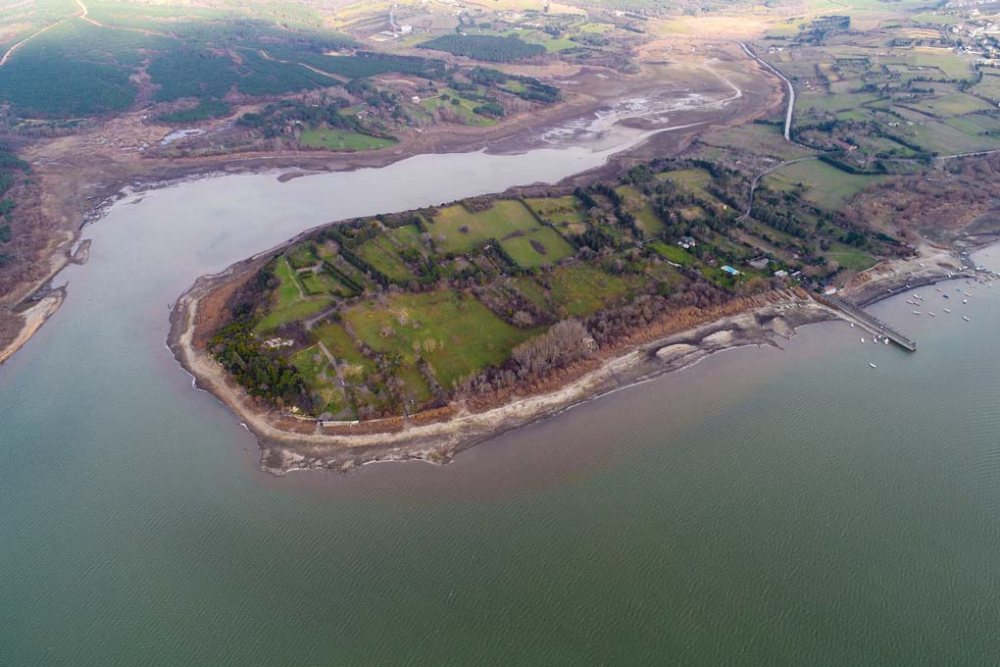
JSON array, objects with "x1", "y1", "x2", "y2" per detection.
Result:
[
  {"x1": 735, "y1": 42, "x2": 1000, "y2": 217},
  {"x1": 739, "y1": 42, "x2": 795, "y2": 141}
]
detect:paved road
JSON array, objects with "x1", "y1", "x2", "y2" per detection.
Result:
[{"x1": 740, "y1": 42, "x2": 795, "y2": 141}]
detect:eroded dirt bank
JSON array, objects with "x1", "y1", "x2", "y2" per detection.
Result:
[
  {"x1": 170, "y1": 276, "x2": 829, "y2": 474},
  {"x1": 167, "y1": 237, "x2": 984, "y2": 475}
]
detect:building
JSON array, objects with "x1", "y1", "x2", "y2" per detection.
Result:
[
  {"x1": 721, "y1": 266, "x2": 740, "y2": 276},
  {"x1": 677, "y1": 236, "x2": 697, "y2": 249}
]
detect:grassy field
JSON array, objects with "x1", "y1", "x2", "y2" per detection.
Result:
[
  {"x1": 500, "y1": 227, "x2": 576, "y2": 268},
  {"x1": 420, "y1": 90, "x2": 498, "y2": 126},
  {"x1": 912, "y1": 12, "x2": 960, "y2": 25},
  {"x1": 344, "y1": 290, "x2": 532, "y2": 389},
  {"x1": 766, "y1": 160, "x2": 883, "y2": 209},
  {"x1": 255, "y1": 259, "x2": 331, "y2": 333},
  {"x1": 314, "y1": 323, "x2": 373, "y2": 376},
  {"x1": 386, "y1": 224, "x2": 423, "y2": 249},
  {"x1": 971, "y1": 74, "x2": 1000, "y2": 105},
  {"x1": 798, "y1": 92, "x2": 883, "y2": 114},
  {"x1": 524, "y1": 196, "x2": 589, "y2": 234},
  {"x1": 616, "y1": 185, "x2": 665, "y2": 236},
  {"x1": 945, "y1": 114, "x2": 1000, "y2": 136},
  {"x1": 298, "y1": 129, "x2": 396, "y2": 151},
  {"x1": 648, "y1": 241, "x2": 696, "y2": 266},
  {"x1": 292, "y1": 346, "x2": 347, "y2": 416},
  {"x1": 355, "y1": 235, "x2": 414, "y2": 282},
  {"x1": 299, "y1": 270, "x2": 337, "y2": 296},
  {"x1": 516, "y1": 264, "x2": 637, "y2": 318},
  {"x1": 826, "y1": 243, "x2": 878, "y2": 271},
  {"x1": 892, "y1": 109, "x2": 999, "y2": 154},
  {"x1": 428, "y1": 200, "x2": 540, "y2": 254},
  {"x1": 905, "y1": 93, "x2": 997, "y2": 118},
  {"x1": 657, "y1": 168, "x2": 714, "y2": 194}
]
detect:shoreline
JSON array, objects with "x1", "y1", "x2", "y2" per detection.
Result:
[
  {"x1": 169, "y1": 278, "x2": 831, "y2": 474},
  {"x1": 168, "y1": 236, "x2": 978, "y2": 475}
]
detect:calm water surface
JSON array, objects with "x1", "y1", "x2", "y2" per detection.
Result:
[{"x1": 1, "y1": 147, "x2": 999, "y2": 665}]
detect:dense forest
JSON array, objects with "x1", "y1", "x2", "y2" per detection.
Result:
[
  {"x1": 418, "y1": 35, "x2": 546, "y2": 62},
  {"x1": 0, "y1": 147, "x2": 30, "y2": 270}
]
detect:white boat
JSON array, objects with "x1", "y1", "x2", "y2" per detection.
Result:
[
  {"x1": 963, "y1": 316, "x2": 970, "y2": 322},
  {"x1": 963, "y1": 299, "x2": 968, "y2": 304},
  {"x1": 869, "y1": 362, "x2": 877, "y2": 369},
  {"x1": 884, "y1": 339, "x2": 889, "y2": 345},
  {"x1": 912, "y1": 311, "x2": 921, "y2": 315},
  {"x1": 861, "y1": 337, "x2": 865, "y2": 343},
  {"x1": 928, "y1": 312, "x2": 935, "y2": 317},
  {"x1": 942, "y1": 308, "x2": 951, "y2": 313}
]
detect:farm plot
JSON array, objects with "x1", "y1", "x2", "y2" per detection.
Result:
[
  {"x1": 344, "y1": 290, "x2": 532, "y2": 389},
  {"x1": 426, "y1": 200, "x2": 541, "y2": 254}
]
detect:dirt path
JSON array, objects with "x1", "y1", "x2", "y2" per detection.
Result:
[
  {"x1": 0, "y1": 9, "x2": 80, "y2": 67},
  {"x1": 297, "y1": 62, "x2": 349, "y2": 83},
  {"x1": 76, "y1": 0, "x2": 102, "y2": 27}
]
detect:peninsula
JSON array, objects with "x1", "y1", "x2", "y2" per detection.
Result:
[{"x1": 3, "y1": 0, "x2": 1000, "y2": 474}]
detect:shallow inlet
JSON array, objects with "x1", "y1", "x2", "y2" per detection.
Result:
[{"x1": 1, "y1": 130, "x2": 999, "y2": 667}]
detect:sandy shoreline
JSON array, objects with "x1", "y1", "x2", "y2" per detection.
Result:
[
  {"x1": 169, "y1": 279, "x2": 829, "y2": 474},
  {"x1": 166, "y1": 237, "x2": 987, "y2": 475},
  {"x1": 0, "y1": 290, "x2": 64, "y2": 365}
]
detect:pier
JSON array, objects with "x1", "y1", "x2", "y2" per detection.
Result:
[{"x1": 823, "y1": 295, "x2": 917, "y2": 351}]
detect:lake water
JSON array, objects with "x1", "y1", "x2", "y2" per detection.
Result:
[{"x1": 1, "y1": 143, "x2": 999, "y2": 665}]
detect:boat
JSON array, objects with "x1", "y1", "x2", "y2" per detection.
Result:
[
  {"x1": 912, "y1": 311, "x2": 921, "y2": 315},
  {"x1": 928, "y1": 312, "x2": 935, "y2": 317},
  {"x1": 869, "y1": 362, "x2": 877, "y2": 369},
  {"x1": 943, "y1": 308, "x2": 952, "y2": 313},
  {"x1": 943, "y1": 294, "x2": 949, "y2": 299},
  {"x1": 884, "y1": 339, "x2": 889, "y2": 345},
  {"x1": 963, "y1": 316, "x2": 971, "y2": 322},
  {"x1": 963, "y1": 299, "x2": 968, "y2": 304},
  {"x1": 861, "y1": 337, "x2": 865, "y2": 343}
]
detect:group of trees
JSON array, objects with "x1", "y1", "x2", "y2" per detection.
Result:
[
  {"x1": 0, "y1": 147, "x2": 30, "y2": 268},
  {"x1": 210, "y1": 317, "x2": 312, "y2": 411},
  {"x1": 418, "y1": 35, "x2": 545, "y2": 63},
  {"x1": 457, "y1": 319, "x2": 591, "y2": 399}
]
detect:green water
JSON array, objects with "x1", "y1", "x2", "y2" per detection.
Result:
[{"x1": 1, "y1": 156, "x2": 999, "y2": 665}]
